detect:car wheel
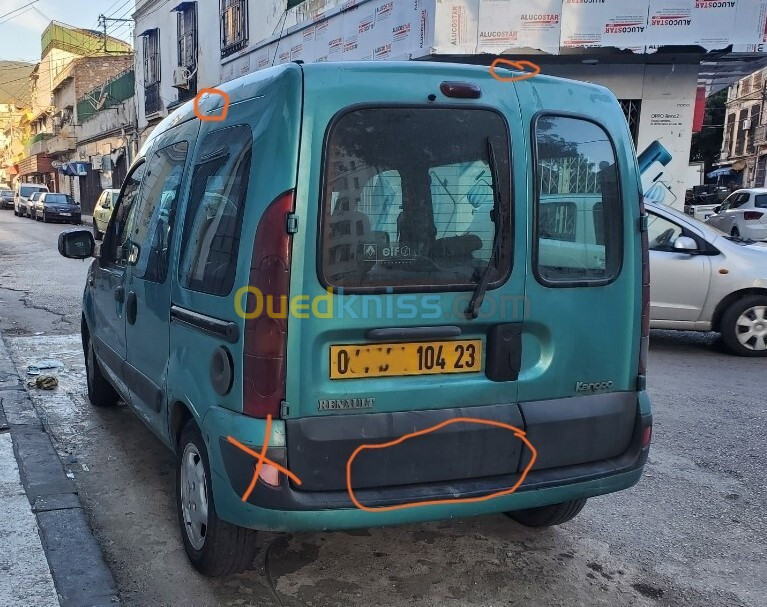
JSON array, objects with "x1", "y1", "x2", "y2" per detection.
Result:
[
  {"x1": 177, "y1": 420, "x2": 258, "y2": 576},
  {"x1": 42, "y1": 213, "x2": 47, "y2": 223},
  {"x1": 92, "y1": 223, "x2": 103, "y2": 240},
  {"x1": 505, "y1": 499, "x2": 587, "y2": 527},
  {"x1": 13, "y1": 208, "x2": 18, "y2": 216},
  {"x1": 85, "y1": 336, "x2": 120, "y2": 407},
  {"x1": 721, "y1": 295, "x2": 767, "y2": 357},
  {"x1": 731, "y1": 227, "x2": 740, "y2": 238}
]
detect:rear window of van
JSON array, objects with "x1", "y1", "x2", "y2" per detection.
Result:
[
  {"x1": 319, "y1": 107, "x2": 512, "y2": 291},
  {"x1": 20, "y1": 185, "x2": 46, "y2": 197}
]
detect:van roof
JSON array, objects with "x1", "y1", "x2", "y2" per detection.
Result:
[{"x1": 145, "y1": 61, "x2": 612, "y2": 147}]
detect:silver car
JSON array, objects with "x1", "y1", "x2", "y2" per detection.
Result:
[{"x1": 647, "y1": 201, "x2": 767, "y2": 356}]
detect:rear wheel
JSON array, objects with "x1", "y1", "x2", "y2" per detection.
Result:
[
  {"x1": 731, "y1": 227, "x2": 740, "y2": 238},
  {"x1": 176, "y1": 420, "x2": 258, "y2": 576},
  {"x1": 721, "y1": 295, "x2": 767, "y2": 357},
  {"x1": 85, "y1": 336, "x2": 119, "y2": 407},
  {"x1": 505, "y1": 499, "x2": 587, "y2": 527}
]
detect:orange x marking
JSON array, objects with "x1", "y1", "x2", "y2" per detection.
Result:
[{"x1": 226, "y1": 414, "x2": 302, "y2": 502}]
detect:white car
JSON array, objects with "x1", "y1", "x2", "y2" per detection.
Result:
[
  {"x1": 705, "y1": 188, "x2": 767, "y2": 241},
  {"x1": 647, "y1": 201, "x2": 767, "y2": 356}
]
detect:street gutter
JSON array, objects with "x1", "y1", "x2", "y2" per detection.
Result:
[{"x1": 0, "y1": 332, "x2": 119, "y2": 607}]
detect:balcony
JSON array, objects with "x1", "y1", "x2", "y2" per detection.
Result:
[
  {"x1": 29, "y1": 126, "x2": 75, "y2": 156},
  {"x1": 28, "y1": 132, "x2": 52, "y2": 156}
]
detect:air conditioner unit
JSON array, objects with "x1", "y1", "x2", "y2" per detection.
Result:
[
  {"x1": 172, "y1": 66, "x2": 190, "y2": 89},
  {"x1": 743, "y1": 118, "x2": 752, "y2": 131}
]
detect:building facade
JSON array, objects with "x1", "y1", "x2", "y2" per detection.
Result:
[
  {"x1": 718, "y1": 67, "x2": 767, "y2": 189},
  {"x1": 132, "y1": 0, "x2": 767, "y2": 207},
  {"x1": 15, "y1": 22, "x2": 136, "y2": 214}
]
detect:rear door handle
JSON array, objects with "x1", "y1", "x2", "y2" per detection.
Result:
[
  {"x1": 114, "y1": 286, "x2": 125, "y2": 303},
  {"x1": 126, "y1": 291, "x2": 137, "y2": 325}
]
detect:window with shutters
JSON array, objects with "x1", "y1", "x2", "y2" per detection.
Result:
[
  {"x1": 143, "y1": 29, "x2": 161, "y2": 115},
  {"x1": 220, "y1": 0, "x2": 248, "y2": 58},
  {"x1": 177, "y1": 2, "x2": 198, "y2": 100}
]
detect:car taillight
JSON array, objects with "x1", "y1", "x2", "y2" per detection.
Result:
[
  {"x1": 242, "y1": 190, "x2": 296, "y2": 418},
  {"x1": 639, "y1": 192, "x2": 650, "y2": 379},
  {"x1": 743, "y1": 211, "x2": 763, "y2": 221}
]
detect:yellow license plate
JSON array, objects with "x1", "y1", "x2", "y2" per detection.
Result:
[{"x1": 330, "y1": 340, "x2": 482, "y2": 379}]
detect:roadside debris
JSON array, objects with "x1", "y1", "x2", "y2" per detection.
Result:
[
  {"x1": 26, "y1": 360, "x2": 64, "y2": 376},
  {"x1": 27, "y1": 375, "x2": 59, "y2": 390}
]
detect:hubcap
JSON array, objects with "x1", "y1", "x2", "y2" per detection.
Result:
[
  {"x1": 735, "y1": 306, "x2": 767, "y2": 351},
  {"x1": 180, "y1": 444, "x2": 209, "y2": 550}
]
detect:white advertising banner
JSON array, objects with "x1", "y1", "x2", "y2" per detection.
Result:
[
  {"x1": 432, "y1": 0, "x2": 479, "y2": 54},
  {"x1": 234, "y1": 0, "x2": 435, "y2": 78},
  {"x1": 476, "y1": 0, "x2": 561, "y2": 54},
  {"x1": 560, "y1": 0, "x2": 649, "y2": 52},
  {"x1": 233, "y1": 0, "x2": 767, "y2": 79}
]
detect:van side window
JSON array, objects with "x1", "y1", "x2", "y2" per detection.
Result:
[
  {"x1": 130, "y1": 142, "x2": 189, "y2": 283},
  {"x1": 107, "y1": 162, "x2": 147, "y2": 266},
  {"x1": 179, "y1": 125, "x2": 252, "y2": 296},
  {"x1": 534, "y1": 115, "x2": 622, "y2": 284}
]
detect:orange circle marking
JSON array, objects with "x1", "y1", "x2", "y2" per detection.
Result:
[
  {"x1": 346, "y1": 417, "x2": 537, "y2": 513},
  {"x1": 490, "y1": 58, "x2": 541, "y2": 83},
  {"x1": 193, "y1": 87, "x2": 231, "y2": 122}
]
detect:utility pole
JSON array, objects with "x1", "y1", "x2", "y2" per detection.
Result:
[{"x1": 98, "y1": 14, "x2": 133, "y2": 53}]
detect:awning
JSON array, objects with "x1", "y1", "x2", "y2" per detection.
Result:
[
  {"x1": 707, "y1": 167, "x2": 734, "y2": 178},
  {"x1": 137, "y1": 28, "x2": 159, "y2": 37},
  {"x1": 57, "y1": 162, "x2": 90, "y2": 176},
  {"x1": 171, "y1": 2, "x2": 196, "y2": 11}
]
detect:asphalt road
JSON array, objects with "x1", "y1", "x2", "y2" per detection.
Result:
[{"x1": 1, "y1": 209, "x2": 765, "y2": 607}]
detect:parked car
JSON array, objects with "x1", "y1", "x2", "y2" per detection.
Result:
[
  {"x1": 684, "y1": 184, "x2": 729, "y2": 222},
  {"x1": 705, "y1": 187, "x2": 767, "y2": 240},
  {"x1": 34, "y1": 192, "x2": 81, "y2": 224},
  {"x1": 648, "y1": 200, "x2": 767, "y2": 355},
  {"x1": 13, "y1": 182, "x2": 48, "y2": 217},
  {"x1": 25, "y1": 191, "x2": 43, "y2": 218},
  {"x1": 0, "y1": 188, "x2": 14, "y2": 209},
  {"x1": 92, "y1": 188, "x2": 120, "y2": 239},
  {"x1": 58, "y1": 62, "x2": 652, "y2": 576}
]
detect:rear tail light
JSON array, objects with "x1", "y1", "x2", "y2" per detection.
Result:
[
  {"x1": 641, "y1": 425, "x2": 653, "y2": 449},
  {"x1": 743, "y1": 211, "x2": 764, "y2": 221},
  {"x1": 242, "y1": 190, "x2": 296, "y2": 418},
  {"x1": 638, "y1": 193, "x2": 650, "y2": 378}
]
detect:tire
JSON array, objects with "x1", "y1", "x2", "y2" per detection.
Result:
[
  {"x1": 92, "y1": 223, "x2": 103, "y2": 240},
  {"x1": 176, "y1": 420, "x2": 258, "y2": 576},
  {"x1": 505, "y1": 499, "x2": 587, "y2": 527},
  {"x1": 13, "y1": 208, "x2": 18, "y2": 216},
  {"x1": 731, "y1": 227, "x2": 740, "y2": 238},
  {"x1": 720, "y1": 295, "x2": 767, "y2": 357},
  {"x1": 42, "y1": 213, "x2": 48, "y2": 223},
  {"x1": 84, "y1": 336, "x2": 119, "y2": 407}
]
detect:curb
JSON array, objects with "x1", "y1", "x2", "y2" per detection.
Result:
[{"x1": 0, "y1": 335, "x2": 119, "y2": 607}]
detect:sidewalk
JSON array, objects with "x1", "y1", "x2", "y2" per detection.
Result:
[{"x1": 0, "y1": 335, "x2": 119, "y2": 607}]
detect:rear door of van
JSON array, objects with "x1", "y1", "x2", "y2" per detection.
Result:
[
  {"x1": 512, "y1": 78, "x2": 642, "y2": 471},
  {"x1": 285, "y1": 64, "x2": 530, "y2": 493}
]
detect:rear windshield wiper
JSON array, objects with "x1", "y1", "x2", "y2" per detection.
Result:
[{"x1": 465, "y1": 137, "x2": 504, "y2": 319}]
